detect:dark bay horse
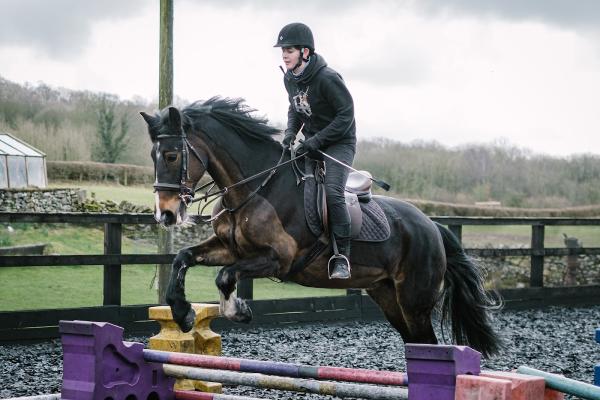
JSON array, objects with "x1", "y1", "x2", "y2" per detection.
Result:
[{"x1": 141, "y1": 97, "x2": 501, "y2": 357}]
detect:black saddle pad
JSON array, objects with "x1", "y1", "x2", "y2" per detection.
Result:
[{"x1": 303, "y1": 162, "x2": 390, "y2": 242}]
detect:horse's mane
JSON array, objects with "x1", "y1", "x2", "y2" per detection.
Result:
[{"x1": 181, "y1": 97, "x2": 280, "y2": 142}]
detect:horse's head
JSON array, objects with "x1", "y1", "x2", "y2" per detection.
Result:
[{"x1": 140, "y1": 107, "x2": 208, "y2": 227}]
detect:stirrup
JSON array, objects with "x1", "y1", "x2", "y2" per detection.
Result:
[{"x1": 328, "y1": 254, "x2": 351, "y2": 279}]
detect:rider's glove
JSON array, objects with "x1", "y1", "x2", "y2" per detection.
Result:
[
  {"x1": 282, "y1": 132, "x2": 296, "y2": 149},
  {"x1": 296, "y1": 136, "x2": 323, "y2": 160}
]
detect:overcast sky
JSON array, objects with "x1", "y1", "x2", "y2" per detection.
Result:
[{"x1": 1, "y1": 0, "x2": 599, "y2": 156}]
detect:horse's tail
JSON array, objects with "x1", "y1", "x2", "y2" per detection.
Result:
[{"x1": 435, "y1": 222, "x2": 503, "y2": 357}]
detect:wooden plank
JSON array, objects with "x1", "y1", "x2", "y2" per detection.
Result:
[
  {"x1": 1, "y1": 287, "x2": 600, "y2": 342},
  {"x1": 0, "y1": 320, "x2": 161, "y2": 343},
  {"x1": 530, "y1": 225, "x2": 545, "y2": 287},
  {"x1": 3, "y1": 213, "x2": 600, "y2": 226},
  {"x1": 0, "y1": 254, "x2": 175, "y2": 267},
  {"x1": 0, "y1": 212, "x2": 155, "y2": 224},
  {"x1": 237, "y1": 279, "x2": 254, "y2": 300},
  {"x1": 448, "y1": 224, "x2": 463, "y2": 243},
  {"x1": 0, "y1": 304, "x2": 154, "y2": 329},
  {"x1": 104, "y1": 223, "x2": 122, "y2": 306},
  {"x1": 499, "y1": 286, "x2": 600, "y2": 302},
  {"x1": 432, "y1": 217, "x2": 600, "y2": 226},
  {"x1": 465, "y1": 248, "x2": 533, "y2": 257},
  {"x1": 248, "y1": 296, "x2": 361, "y2": 315}
]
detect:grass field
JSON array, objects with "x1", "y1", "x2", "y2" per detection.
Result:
[
  {"x1": 0, "y1": 223, "x2": 344, "y2": 311},
  {"x1": 50, "y1": 182, "x2": 156, "y2": 208}
]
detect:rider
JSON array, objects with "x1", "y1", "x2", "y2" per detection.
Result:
[{"x1": 275, "y1": 22, "x2": 357, "y2": 279}]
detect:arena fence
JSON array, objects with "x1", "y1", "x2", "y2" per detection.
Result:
[{"x1": 1, "y1": 212, "x2": 600, "y2": 342}]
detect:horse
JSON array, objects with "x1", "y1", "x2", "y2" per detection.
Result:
[{"x1": 140, "y1": 97, "x2": 502, "y2": 357}]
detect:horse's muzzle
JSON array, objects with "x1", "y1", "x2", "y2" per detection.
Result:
[{"x1": 159, "y1": 210, "x2": 177, "y2": 226}]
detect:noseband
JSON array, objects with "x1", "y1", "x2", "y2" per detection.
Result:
[{"x1": 153, "y1": 129, "x2": 209, "y2": 207}]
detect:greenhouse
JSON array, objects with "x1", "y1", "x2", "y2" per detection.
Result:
[{"x1": 0, "y1": 132, "x2": 47, "y2": 188}]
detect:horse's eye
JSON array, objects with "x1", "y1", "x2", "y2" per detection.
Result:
[{"x1": 165, "y1": 153, "x2": 178, "y2": 163}]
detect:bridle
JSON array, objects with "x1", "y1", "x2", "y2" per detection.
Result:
[
  {"x1": 154, "y1": 128, "x2": 306, "y2": 223},
  {"x1": 153, "y1": 128, "x2": 209, "y2": 207}
]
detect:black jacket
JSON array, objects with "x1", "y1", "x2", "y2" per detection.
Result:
[{"x1": 284, "y1": 54, "x2": 356, "y2": 148}]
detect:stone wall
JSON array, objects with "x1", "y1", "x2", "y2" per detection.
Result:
[
  {"x1": 0, "y1": 188, "x2": 85, "y2": 212},
  {"x1": 0, "y1": 188, "x2": 212, "y2": 250}
]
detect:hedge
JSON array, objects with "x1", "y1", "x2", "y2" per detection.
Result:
[{"x1": 48, "y1": 161, "x2": 154, "y2": 185}]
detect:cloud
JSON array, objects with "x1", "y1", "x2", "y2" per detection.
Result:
[
  {"x1": 0, "y1": 0, "x2": 146, "y2": 59},
  {"x1": 417, "y1": 0, "x2": 600, "y2": 30}
]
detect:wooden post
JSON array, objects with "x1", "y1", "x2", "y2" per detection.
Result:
[
  {"x1": 237, "y1": 279, "x2": 253, "y2": 300},
  {"x1": 448, "y1": 224, "x2": 463, "y2": 244},
  {"x1": 158, "y1": 0, "x2": 174, "y2": 304},
  {"x1": 158, "y1": 228, "x2": 173, "y2": 304},
  {"x1": 159, "y1": 0, "x2": 173, "y2": 108},
  {"x1": 530, "y1": 225, "x2": 545, "y2": 287},
  {"x1": 103, "y1": 223, "x2": 122, "y2": 306}
]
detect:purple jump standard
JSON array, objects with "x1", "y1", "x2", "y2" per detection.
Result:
[{"x1": 143, "y1": 348, "x2": 408, "y2": 386}]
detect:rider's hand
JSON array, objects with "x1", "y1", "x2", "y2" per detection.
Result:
[
  {"x1": 282, "y1": 132, "x2": 296, "y2": 149},
  {"x1": 296, "y1": 136, "x2": 323, "y2": 160}
]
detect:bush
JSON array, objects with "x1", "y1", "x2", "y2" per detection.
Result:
[{"x1": 48, "y1": 161, "x2": 153, "y2": 185}]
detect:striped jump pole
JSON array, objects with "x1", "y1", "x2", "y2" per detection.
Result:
[
  {"x1": 165, "y1": 364, "x2": 408, "y2": 400},
  {"x1": 517, "y1": 366, "x2": 600, "y2": 400},
  {"x1": 144, "y1": 348, "x2": 408, "y2": 386},
  {"x1": 174, "y1": 390, "x2": 264, "y2": 400}
]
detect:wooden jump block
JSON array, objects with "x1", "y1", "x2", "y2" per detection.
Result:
[
  {"x1": 481, "y1": 370, "x2": 545, "y2": 400},
  {"x1": 149, "y1": 304, "x2": 222, "y2": 393},
  {"x1": 543, "y1": 389, "x2": 564, "y2": 400},
  {"x1": 455, "y1": 375, "x2": 512, "y2": 400}
]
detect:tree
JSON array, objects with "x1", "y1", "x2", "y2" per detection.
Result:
[{"x1": 94, "y1": 97, "x2": 129, "y2": 163}]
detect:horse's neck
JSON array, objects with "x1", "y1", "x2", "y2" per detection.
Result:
[{"x1": 204, "y1": 138, "x2": 286, "y2": 203}]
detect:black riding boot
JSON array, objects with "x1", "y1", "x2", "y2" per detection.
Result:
[{"x1": 329, "y1": 224, "x2": 352, "y2": 279}]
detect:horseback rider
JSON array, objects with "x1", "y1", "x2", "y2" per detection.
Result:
[{"x1": 275, "y1": 22, "x2": 357, "y2": 279}]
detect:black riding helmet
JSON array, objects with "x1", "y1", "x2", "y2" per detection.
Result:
[
  {"x1": 274, "y1": 22, "x2": 315, "y2": 51},
  {"x1": 274, "y1": 23, "x2": 314, "y2": 72}
]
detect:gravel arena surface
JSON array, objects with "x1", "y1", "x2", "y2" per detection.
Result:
[{"x1": 1, "y1": 305, "x2": 599, "y2": 399}]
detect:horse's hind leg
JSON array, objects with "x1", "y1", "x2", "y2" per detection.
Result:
[
  {"x1": 366, "y1": 280, "x2": 412, "y2": 341},
  {"x1": 394, "y1": 276, "x2": 439, "y2": 345},
  {"x1": 367, "y1": 279, "x2": 438, "y2": 345}
]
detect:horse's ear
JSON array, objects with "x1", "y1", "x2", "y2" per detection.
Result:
[
  {"x1": 168, "y1": 107, "x2": 182, "y2": 132},
  {"x1": 140, "y1": 111, "x2": 159, "y2": 141},
  {"x1": 140, "y1": 111, "x2": 155, "y2": 126}
]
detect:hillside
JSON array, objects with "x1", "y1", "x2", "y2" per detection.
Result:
[{"x1": 2, "y1": 75, "x2": 600, "y2": 208}]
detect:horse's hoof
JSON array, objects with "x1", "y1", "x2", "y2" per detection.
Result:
[
  {"x1": 178, "y1": 307, "x2": 196, "y2": 333},
  {"x1": 233, "y1": 298, "x2": 253, "y2": 324}
]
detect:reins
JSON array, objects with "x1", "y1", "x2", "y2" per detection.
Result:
[{"x1": 189, "y1": 145, "x2": 306, "y2": 223}]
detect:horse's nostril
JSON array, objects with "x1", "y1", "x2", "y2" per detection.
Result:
[{"x1": 160, "y1": 210, "x2": 176, "y2": 225}]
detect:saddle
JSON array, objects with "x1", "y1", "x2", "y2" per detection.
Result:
[
  {"x1": 303, "y1": 160, "x2": 390, "y2": 242},
  {"x1": 285, "y1": 159, "x2": 391, "y2": 279}
]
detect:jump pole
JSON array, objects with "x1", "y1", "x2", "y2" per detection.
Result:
[
  {"x1": 143, "y1": 348, "x2": 408, "y2": 386},
  {"x1": 164, "y1": 364, "x2": 408, "y2": 400},
  {"x1": 517, "y1": 366, "x2": 600, "y2": 400}
]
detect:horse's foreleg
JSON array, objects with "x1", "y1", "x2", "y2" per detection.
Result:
[
  {"x1": 215, "y1": 250, "x2": 281, "y2": 323},
  {"x1": 166, "y1": 235, "x2": 236, "y2": 332}
]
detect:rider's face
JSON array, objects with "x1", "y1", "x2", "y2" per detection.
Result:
[{"x1": 282, "y1": 47, "x2": 301, "y2": 70}]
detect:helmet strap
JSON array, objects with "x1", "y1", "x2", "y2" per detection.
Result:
[{"x1": 293, "y1": 47, "x2": 309, "y2": 74}]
